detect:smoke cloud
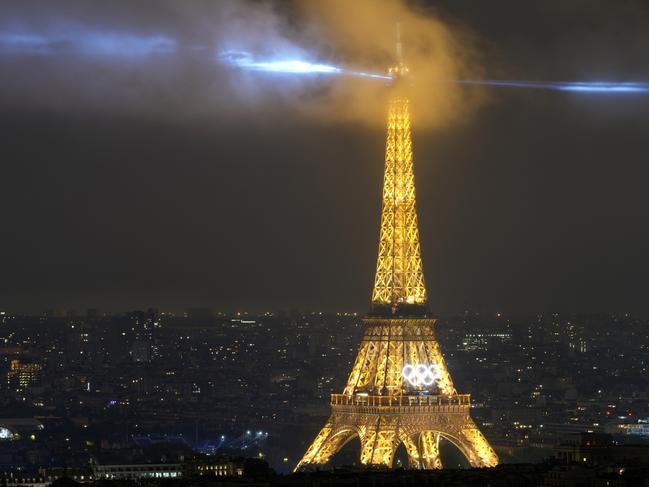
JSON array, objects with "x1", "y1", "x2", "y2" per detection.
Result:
[
  {"x1": 0, "y1": 0, "x2": 485, "y2": 128},
  {"x1": 294, "y1": 0, "x2": 486, "y2": 127}
]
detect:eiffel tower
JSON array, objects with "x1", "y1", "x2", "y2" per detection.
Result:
[{"x1": 295, "y1": 35, "x2": 499, "y2": 471}]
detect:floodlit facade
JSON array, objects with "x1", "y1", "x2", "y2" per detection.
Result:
[
  {"x1": 296, "y1": 54, "x2": 499, "y2": 470},
  {"x1": 6, "y1": 359, "x2": 41, "y2": 390},
  {"x1": 92, "y1": 463, "x2": 182, "y2": 480}
]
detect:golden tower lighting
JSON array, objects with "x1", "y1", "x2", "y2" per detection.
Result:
[{"x1": 295, "y1": 36, "x2": 499, "y2": 471}]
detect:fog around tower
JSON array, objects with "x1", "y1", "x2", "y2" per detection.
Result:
[
  {"x1": 293, "y1": 0, "x2": 486, "y2": 128},
  {"x1": 0, "y1": 0, "x2": 485, "y2": 129}
]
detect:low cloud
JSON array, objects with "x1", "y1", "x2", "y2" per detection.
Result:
[{"x1": 0, "y1": 0, "x2": 486, "y2": 129}]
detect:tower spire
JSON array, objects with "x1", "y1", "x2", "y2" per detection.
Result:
[
  {"x1": 389, "y1": 22, "x2": 409, "y2": 79},
  {"x1": 371, "y1": 96, "x2": 426, "y2": 313},
  {"x1": 395, "y1": 21, "x2": 403, "y2": 64}
]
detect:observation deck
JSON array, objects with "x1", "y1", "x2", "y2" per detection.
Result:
[{"x1": 330, "y1": 393, "x2": 471, "y2": 414}]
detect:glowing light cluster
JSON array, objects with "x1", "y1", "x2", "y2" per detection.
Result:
[
  {"x1": 0, "y1": 427, "x2": 14, "y2": 440},
  {"x1": 402, "y1": 363, "x2": 442, "y2": 387}
]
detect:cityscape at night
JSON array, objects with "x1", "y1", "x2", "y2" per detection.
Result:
[
  {"x1": 3, "y1": 0, "x2": 649, "y2": 486},
  {"x1": 2, "y1": 310, "x2": 649, "y2": 483}
]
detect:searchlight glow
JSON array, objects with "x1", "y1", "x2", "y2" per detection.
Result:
[
  {"x1": 218, "y1": 49, "x2": 391, "y2": 80},
  {"x1": 240, "y1": 59, "x2": 341, "y2": 74}
]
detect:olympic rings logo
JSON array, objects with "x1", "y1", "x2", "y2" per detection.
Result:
[{"x1": 402, "y1": 363, "x2": 442, "y2": 387}]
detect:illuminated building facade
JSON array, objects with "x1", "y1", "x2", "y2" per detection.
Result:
[
  {"x1": 185, "y1": 458, "x2": 247, "y2": 478},
  {"x1": 92, "y1": 463, "x2": 182, "y2": 480},
  {"x1": 6, "y1": 359, "x2": 41, "y2": 390},
  {"x1": 92, "y1": 459, "x2": 252, "y2": 480},
  {"x1": 296, "y1": 50, "x2": 499, "y2": 470}
]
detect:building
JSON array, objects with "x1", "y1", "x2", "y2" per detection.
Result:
[
  {"x1": 617, "y1": 419, "x2": 649, "y2": 438},
  {"x1": 554, "y1": 433, "x2": 649, "y2": 466},
  {"x1": 92, "y1": 463, "x2": 183, "y2": 480},
  {"x1": 90, "y1": 457, "x2": 265, "y2": 480},
  {"x1": 185, "y1": 457, "x2": 246, "y2": 477},
  {"x1": 542, "y1": 465, "x2": 595, "y2": 487},
  {"x1": 6, "y1": 359, "x2": 41, "y2": 390}
]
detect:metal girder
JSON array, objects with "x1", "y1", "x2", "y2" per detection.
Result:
[{"x1": 419, "y1": 431, "x2": 443, "y2": 469}]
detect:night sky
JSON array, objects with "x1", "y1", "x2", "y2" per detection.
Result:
[{"x1": 2, "y1": 0, "x2": 649, "y2": 315}]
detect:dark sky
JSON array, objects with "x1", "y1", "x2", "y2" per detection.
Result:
[{"x1": 2, "y1": 0, "x2": 649, "y2": 315}]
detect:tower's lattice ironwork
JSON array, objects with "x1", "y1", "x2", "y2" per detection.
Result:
[
  {"x1": 372, "y1": 97, "x2": 427, "y2": 310},
  {"x1": 295, "y1": 53, "x2": 499, "y2": 471}
]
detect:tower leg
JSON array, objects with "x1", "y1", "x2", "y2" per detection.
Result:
[
  {"x1": 400, "y1": 434, "x2": 422, "y2": 469},
  {"x1": 459, "y1": 421, "x2": 499, "y2": 468},
  {"x1": 419, "y1": 431, "x2": 443, "y2": 469},
  {"x1": 296, "y1": 416, "x2": 499, "y2": 471},
  {"x1": 295, "y1": 420, "x2": 357, "y2": 470},
  {"x1": 359, "y1": 417, "x2": 399, "y2": 467}
]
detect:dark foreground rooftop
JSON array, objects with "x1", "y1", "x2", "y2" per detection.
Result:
[{"x1": 7, "y1": 462, "x2": 649, "y2": 487}]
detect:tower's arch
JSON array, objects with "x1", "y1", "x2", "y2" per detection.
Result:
[{"x1": 299, "y1": 425, "x2": 361, "y2": 466}]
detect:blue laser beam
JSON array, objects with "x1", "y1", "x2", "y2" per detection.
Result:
[
  {"x1": 455, "y1": 80, "x2": 649, "y2": 93},
  {"x1": 80, "y1": 33, "x2": 176, "y2": 57},
  {"x1": 218, "y1": 52, "x2": 649, "y2": 92},
  {"x1": 0, "y1": 30, "x2": 176, "y2": 57},
  {"x1": 2, "y1": 33, "x2": 648, "y2": 94},
  {"x1": 0, "y1": 34, "x2": 52, "y2": 53},
  {"x1": 217, "y1": 49, "x2": 392, "y2": 80}
]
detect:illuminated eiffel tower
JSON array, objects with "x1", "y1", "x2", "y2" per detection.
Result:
[{"x1": 295, "y1": 36, "x2": 499, "y2": 471}]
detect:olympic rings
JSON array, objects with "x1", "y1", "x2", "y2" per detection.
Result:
[{"x1": 401, "y1": 363, "x2": 442, "y2": 387}]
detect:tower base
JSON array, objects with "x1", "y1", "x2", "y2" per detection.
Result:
[{"x1": 295, "y1": 394, "x2": 498, "y2": 470}]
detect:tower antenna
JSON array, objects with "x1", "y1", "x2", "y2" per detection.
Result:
[{"x1": 395, "y1": 21, "x2": 403, "y2": 64}]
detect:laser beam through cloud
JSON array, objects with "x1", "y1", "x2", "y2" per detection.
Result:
[
  {"x1": 455, "y1": 80, "x2": 649, "y2": 94},
  {"x1": 217, "y1": 51, "x2": 649, "y2": 94},
  {"x1": 2, "y1": 30, "x2": 648, "y2": 95},
  {"x1": 0, "y1": 30, "x2": 177, "y2": 58},
  {"x1": 217, "y1": 49, "x2": 392, "y2": 80}
]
